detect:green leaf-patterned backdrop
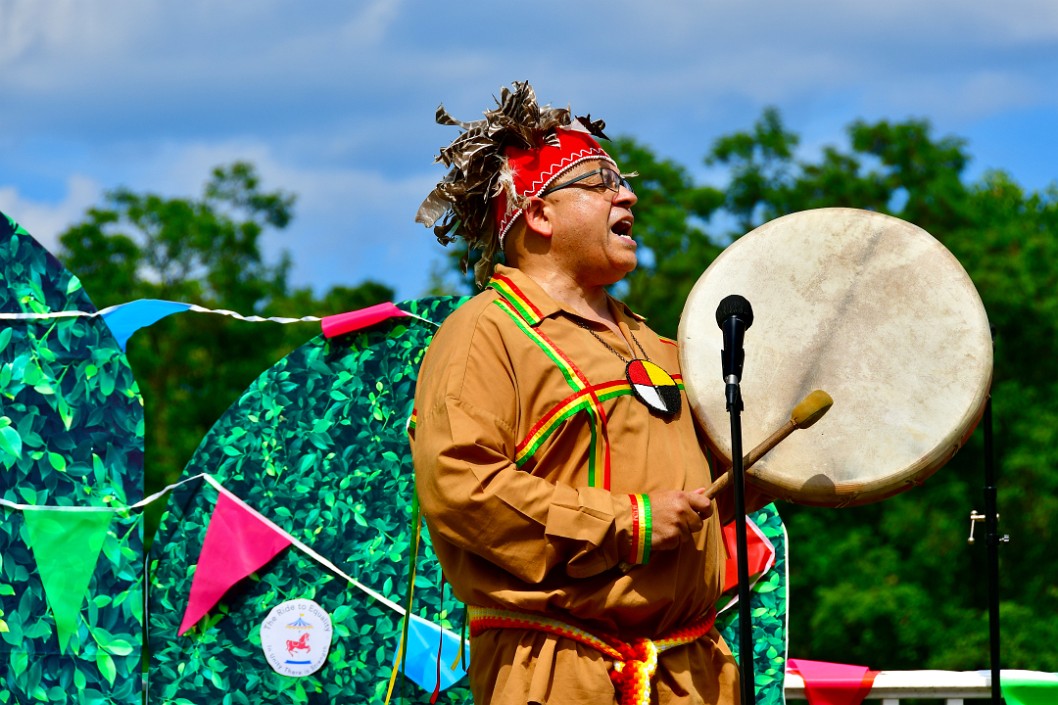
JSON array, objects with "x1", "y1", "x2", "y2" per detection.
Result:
[
  {"x1": 0, "y1": 213, "x2": 787, "y2": 702},
  {"x1": 0, "y1": 213, "x2": 145, "y2": 704},
  {"x1": 144, "y1": 290, "x2": 787, "y2": 704},
  {"x1": 718, "y1": 504, "x2": 788, "y2": 705},
  {"x1": 147, "y1": 297, "x2": 474, "y2": 704}
]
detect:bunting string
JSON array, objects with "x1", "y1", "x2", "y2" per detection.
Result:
[
  {"x1": 1, "y1": 473, "x2": 405, "y2": 616},
  {"x1": 0, "y1": 473, "x2": 207, "y2": 513},
  {"x1": 198, "y1": 474, "x2": 406, "y2": 616},
  {"x1": 0, "y1": 301, "x2": 320, "y2": 324},
  {"x1": 0, "y1": 299, "x2": 440, "y2": 328},
  {"x1": 0, "y1": 298, "x2": 440, "y2": 349}
]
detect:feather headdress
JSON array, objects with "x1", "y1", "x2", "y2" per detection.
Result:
[{"x1": 416, "y1": 81, "x2": 611, "y2": 285}]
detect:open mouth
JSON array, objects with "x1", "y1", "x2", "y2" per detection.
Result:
[{"x1": 611, "y1": 217, "x2": 634, "y2": 239}]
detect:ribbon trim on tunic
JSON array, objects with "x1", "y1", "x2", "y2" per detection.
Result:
[{"x1": 489, "y1": 277, "x2": 613, "y2": 488}]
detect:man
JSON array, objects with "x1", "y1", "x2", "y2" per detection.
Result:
[{"x1": 411, "y1": 82, "x2": 757, "y2": 705}]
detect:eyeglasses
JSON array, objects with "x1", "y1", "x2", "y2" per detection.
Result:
[{"x1": 539, "y1": 167, "x2": 636, "y2": 198}]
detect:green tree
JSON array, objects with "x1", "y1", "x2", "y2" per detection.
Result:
[
  {"x1": 670, "y1": 112, "x2": 1058, "y2": 672},
  {"x1": 447, "y1": 112, "x2": 1058, "y2": 672},
  {"x1": 438, "y1": 137, "x2": 728, "y2": 336},
  {"x1": 607, "y1": 136, "x2": 726, "y2": 337},
  {"x1": 693, "y1": 112, "x2": 1058, "y2": 669},
  {"x1": 58, "y1": 163, "x2": 394, "y2": 542}
]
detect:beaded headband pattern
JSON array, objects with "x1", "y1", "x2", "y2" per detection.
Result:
[{"x1": 416, "y1": 81, "x2": 611, "y2": 285}]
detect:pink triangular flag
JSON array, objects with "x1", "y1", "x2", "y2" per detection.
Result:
[
  {"x1": 178, "y1": 489, "x2": 292, "y2": 634},
  {"x1": 721, "y1": 516, "x2": 776, "y2": 594},
  {"x1": 787, "y1": 658, "x2": 879, "y2": 705},
  {"x1": 321, "y1": 302, "x2": 410, "y2": 338}
]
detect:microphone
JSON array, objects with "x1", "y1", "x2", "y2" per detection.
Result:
[
  {"x1": 715, "y1": 294, "x2": 756, "y2": 705},
  {"x1": 715, "y1": 294, "x2": 754, "y2": 386}
]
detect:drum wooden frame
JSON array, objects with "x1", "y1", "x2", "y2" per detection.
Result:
[{"x1": 679, "y1": 208, "x2": 992, "y2": 506}]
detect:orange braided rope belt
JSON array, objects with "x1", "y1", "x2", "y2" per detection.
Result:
[{"x1": 468, "y1": 606, "x2": 717, "y2": 705}]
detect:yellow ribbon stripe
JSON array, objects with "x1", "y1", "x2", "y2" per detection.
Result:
[{"x1": 628, "y1": 494, "x2": 652, "y2": 565}]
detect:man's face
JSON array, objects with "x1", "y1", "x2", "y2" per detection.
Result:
[{"x1": 540, "y1": 160, "x2": 638, "y2": 287}]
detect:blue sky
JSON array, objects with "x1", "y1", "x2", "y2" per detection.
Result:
[{"x1": 1, "y1": 0, "x2": 1056, "y2": 307}]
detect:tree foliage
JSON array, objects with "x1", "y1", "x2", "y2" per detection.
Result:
[
  {"x1": 52, "y1": 112, "x2": 1058, "y2": 676},
  {"x1": 56, "y1": 163, "x2": 394, "y2": 542},
  {"x1": 451, "y1": 112, "x2": 1058, "y2": 672},
  {"x1": 617, "y1": 110, "x2": 1058, "y2": 669}
]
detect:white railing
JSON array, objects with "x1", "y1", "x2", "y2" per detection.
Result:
[{"x1": 784, "y1": 670, "x2": 1002, "y2": 704}]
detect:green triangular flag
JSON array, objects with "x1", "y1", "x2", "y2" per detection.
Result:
[
  {"x1": 23, "y1": 508, "x2": 112, "y2": 653},
  {"x1": 1002, "y1": 671, "x2": 1058, "y2": 705}
]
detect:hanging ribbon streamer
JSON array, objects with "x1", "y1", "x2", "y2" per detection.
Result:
[
  {"x1": 0, "y1": 298, "x2": 439, "y2": 350},
  {"x1": 0, "y1": 473, "x2": 206, "y2": 513},
  {"x1": 197, "y1": 475, "x2": 405, "y2": 616}
]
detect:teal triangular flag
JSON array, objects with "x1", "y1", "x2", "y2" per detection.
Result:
[{"x1": 23, "y1": 508, "x2": 112, "y2": 653}]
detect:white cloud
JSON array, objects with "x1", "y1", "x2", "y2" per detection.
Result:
[
  {"x1": 870, "y1": 69, "x2": 1042, "y2": 122},
  {"x1": 0, "y1": 175, "x2": 102, "y2": 253},
  {"x1": 0, "y1": 0, "x2": 407, "y2": 94},
  {"x1": 4, "y1": 0, "x2": 1054, "y2": 140},
  {"x1": 337, "y1": 0, "x2": 404, "y2": 45},
  {"x1": 0, "y1": 0, "x2": 155, "y2": 86},
  {"x1": 0, "y1": 131, "x2": 444, "y2": 303},
  {"x1": 1, "y1": 0, "x2": 1055, "y2": 300},
  {"x1": 0, "y1": 135, "x2": 446, "y2": 299},
  {"x1": 608, "y1": 0, "x2": 1058, "y2": 49},
  {"x1": 244, "y1": 152, "x2": 447, "y2": 299}
]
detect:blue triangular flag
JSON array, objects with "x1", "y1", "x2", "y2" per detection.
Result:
[
  {"x1": 99, "y1": 300, "x2": 192, "y2": 350},
  {"x1": 399, "y1": 614, "x2": 470, "y2": 693}
]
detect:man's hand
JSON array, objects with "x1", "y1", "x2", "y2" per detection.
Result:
[{"x1": 648, "y1": 488, "x2": 712, "y2": 551}]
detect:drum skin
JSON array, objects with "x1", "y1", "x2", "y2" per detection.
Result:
[{"x1": 679, "y1": 208, "x2": 992, "y2": 506}]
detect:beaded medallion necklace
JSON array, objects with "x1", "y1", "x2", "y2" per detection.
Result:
[{"x1": 575, "y1": 320, "x2": 681, "y2": 417}]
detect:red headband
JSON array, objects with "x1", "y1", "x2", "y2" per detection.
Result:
[{"x1": 494, "y1": 127, "x2": 616, "y2": 245}]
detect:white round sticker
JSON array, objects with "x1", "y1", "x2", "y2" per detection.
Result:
[{"x1": 260, "y1": 598, "x2": 333, "y2": 677}]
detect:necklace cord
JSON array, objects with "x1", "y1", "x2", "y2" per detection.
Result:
[
  {"x1": 574, "y1": 319, "x2": 651, "y2": 363},
  {"x1": 572, "y1": 317, "x2": 681, "y2": 418}
]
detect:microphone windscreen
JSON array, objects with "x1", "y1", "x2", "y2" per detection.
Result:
[{"x1": 715, "y1": 294, "x2": 754, "y2": 328}]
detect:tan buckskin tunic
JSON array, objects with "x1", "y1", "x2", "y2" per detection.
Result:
[{"x1": 411, "y1": 265, "x2": 739, "y2": 705}]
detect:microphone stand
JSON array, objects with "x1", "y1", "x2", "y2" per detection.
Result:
[
  {"x1": 970, "y1": 328, "x2": 1005, "y2": 704},
  {"x1": 726, "y1": 379, "x2": 755, "y2": 705},
  {"x1": 983, "y1": 394, "x2": 1005, "y2": 705}
]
